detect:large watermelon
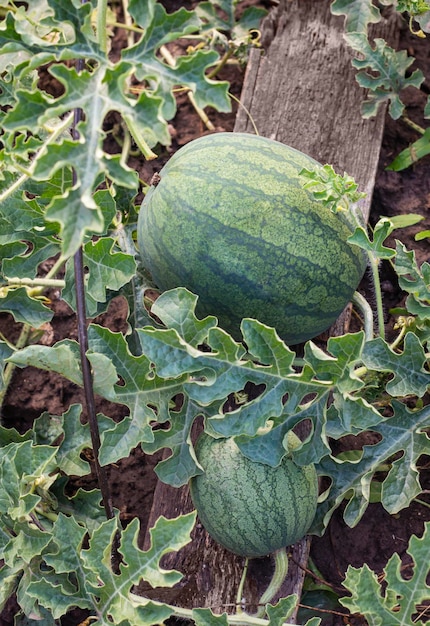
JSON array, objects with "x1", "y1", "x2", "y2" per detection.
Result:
[
  {"x1": 189, "y1": 432, "x2": 318, "y2": 558},
  {"x1": 138, "y1": 132, "x2": 366, "y2": 345}
]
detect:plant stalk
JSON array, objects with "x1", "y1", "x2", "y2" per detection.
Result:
[
  {"x1": 207, "y1": 46, "x2": 236, "y2": 78},
  {"x1": 369, "y1": 256, "x2": 385, "y2": 340},
  {"x1": 72, "y1": 28, "x2": 119, "y2": 570},
  {"x1": 73, "y1": 247, "x2": 114, "y2": 517},
  {"x1": 255, "y1": 548, "x2": 289, "y2": 617},
  {"x1": 236, "y1": 558, "x2": 249, "y2": 614},
  {"x1": 96, "y1": 0, "x2": 108, "y2": 54},
  {"x1": 129, "y1": 592, "x2": 298, "y2": 626},
  {"x1": 352, "y1": 291, "x2": 374, "y2": 341},
  {"x1": 402, "y1": 113, "x2": 426, "y2": 135},
  {"x1": 6, "y1": 278, "x2": 65, "y2": 289}
]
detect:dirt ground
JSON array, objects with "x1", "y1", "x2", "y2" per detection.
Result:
[{"x1": 1, "y1": 5, "x2": 430, "y2": 626}]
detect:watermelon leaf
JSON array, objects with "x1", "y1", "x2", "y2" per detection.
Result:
[
  {"x1": 140, "y1": 396, "x2": 205, "y2": 487},
  {"x1": 304, "y1": 332, "x2": 365, "y2": 392},
  {"x1": 151, "y1": 288, "x2": 218, "y2": 346},
  {"x1": 192, "y1": 608, "x2": 230, "y2": 626},
  {"x1": 138, "y1": 311, "x2": 328, "y2": 441},
  {"x1": 348, "y1": 217, "x2": 397, "y2": 259},
  {"x1": 330, "y1": 0, "x2": 382, "y2": 34},
  {"x1": 80, "y1": 513, "x2": 195, "y2": 625},
  {"x1": 341, "y1": 522, "x2": 430, "y2": 626},
  {"x1": 300, "y1": 164, "x2": 366, "y2": 214},
  {"x1": 50, "y1": 404, "x2": 92, "y2": 477},
  {"x1": 62, "y1": 236, "x2": 136, "y2": 317},
  {"x1": 314, "y1": 401, "x2": 430, "y2": 533},
  {"x1": 344, "y1": 33, "x2": 424, "y2": 119},
  {"x1": 0, "y1": 288, "x2": 53, "y2": 327},
  {"x1": 8, "y1": 340, "x2": 84, "y2": 387},
  {"x1": 265, "y1": 596, "x2": 299, "y2": 626},
  {"x1": 394, "y1": 241, "x2": 430, "y2": 318},
  {"x1": 361, "y1": 332, "x2": 429, "y2": 397},
  {"x1": 0, "y1": 341, "x2": 14, "y2": 398}
]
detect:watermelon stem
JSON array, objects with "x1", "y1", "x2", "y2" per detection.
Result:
[
  {"x1": 236, "y1": 557, "x2": 249, "y2": 614},
  {"x1": 352, "y1": 291, "x2": 374, "y2": 341},
  {"x1": 132, "y1": 592, "x2": 300, "y2": 626},
  {"x1": 369, "y1": 256, "x2": 386, "y2": 340},
  {"x1": 254, "y1": 548, "x2": 289, "y2": 618}
]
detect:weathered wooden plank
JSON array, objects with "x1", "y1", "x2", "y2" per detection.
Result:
[
  {"x1": 235, "y1": 0, "x2": 399, "y2": 220},
  {"x1": 142, "y1": 0, "x2": 399, "y2": 621}
]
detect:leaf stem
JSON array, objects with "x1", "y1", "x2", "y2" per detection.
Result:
[
  {"x1": 369, "y1": 256, "x2": 385, "y2": 340},
  {"x1": 188, "y1": 91, "x2": 216, "y2": 130},
  {"x1": 389, "y1": 320, "x2": 409, "y2": 351},
  {"x1": 71, "y1": 46, "x2": 119, "y2": 569},
  {"x1": 401, "y1": 113, "x2": 426, "y2": 135},
  {"x1": 207, "y1": 46, "x2": 236, "y2": 79},
  {"x1": 129, "y1": 593, "x2": 299, "y2": 626},
  {"x1": 255, "y1": 548, "x2": 289, "y2": 617},
  {"x1": 414, "y1": 497, "x2": 430, "y2": 509},
  {"x1": 229, "y1": 92, "x2": 260, "y2": 135},
  {"x1": 6, "y1": 277, "x2": 65, "y2": 289},
  {"x1": 44, "y1": 255, "x2": 66, "y2": 281},
  {"x1": 110, "y1": 19, "x2": 144, "y2": 34},
  {"x1": 236, "y1": 558, "x2": 249, "y2": 614},
  {"x1": 352, "y1": 291, "x2": 374, "y2": 341},
  {"x1": 35, "y1": 505, "x2": 58, "y2": 523},
  {"x1": 96, "y1": 0, "x2": 109, "y2": 54}
]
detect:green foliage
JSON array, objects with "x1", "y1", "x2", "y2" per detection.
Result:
[
  {"x1": 0, "y1": 0, "x2": 267, "y2": 329},
  {"x1": 345, "y1": 34, "x2": 424, "y2": 119},
  {"x1": 396, "y1": 0, "x2": 430, "y2": 15},
  {"x1": 8, "y1": 261, "x2": 430, "y2": 537},
  {"x1": 395, "y1": 241, "x2": 430, "y2": 333},
  {"x1": 331, "y1": 0, "x2": 430, "y2": 167},
  {"x1": 300, "y1": 164, "x2": 366, "y2": 213},
  {"x1": 0, "y1": 424, "x2": 197, "y2": 623},
  {"x1": 0, "y1": 410, "x2": 320, "y2": 624},
  {"x1": 331, "y1": 0, "x2": 382, "y2": 34},
  {"x1": 1, "y1": 1, "x2": 430, "y2": 623},
  {"x1": 0, "y1": 0, "x2": 252, "y2": 263},
  {"x1": 387, "y1": 127, "x2": 430, "y2": 170},
  {"x1": 341, "y1": 522, "x2": 430, "y2": 625}
]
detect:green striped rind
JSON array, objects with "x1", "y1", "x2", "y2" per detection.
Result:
[
  {"x1": 189, "y1": 433, "x2": 318, "y2": 558},
  {"x1": 138, "y1": 132, "x2": 367, "y2": 345}
]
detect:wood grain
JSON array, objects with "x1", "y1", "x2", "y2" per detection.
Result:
[{"x1": 235, "y1": 0, "x2": 400, "y2": 221}]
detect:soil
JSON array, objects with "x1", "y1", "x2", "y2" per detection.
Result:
[{"x1": 1, "y1": 6, "x2": 430, "y2": 626}]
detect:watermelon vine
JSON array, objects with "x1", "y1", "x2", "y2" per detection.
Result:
[{"x1": 1, "y1": 1, "x2": 430, "y2": 625}]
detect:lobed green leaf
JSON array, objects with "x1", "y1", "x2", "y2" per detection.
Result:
[
  {"x1": 345, "y1": 34, "x2": 424, "y2": 119},
  {"x1": 330, "y1": 0, "x2": 382, "y2": 34},
  {"x1": 341, "y1": 522, "x2": 430, "y2": 625},
  {"x1": 394, "y1": 241, "x2": 430, "y2": 319},
  {"x1": 361, "y1": 331, "x2": 430, "y2": 397},
  {"x1": 314, "y1": 401, "x2": 430, "y2": 532}
]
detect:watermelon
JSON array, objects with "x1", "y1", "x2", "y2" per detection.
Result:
[
  {"x1": 189, "y1": 432, "x2": 318, "y2": 558},
  {"x1": 138, "y1": 132, "x2": 366, "y2": 345}
]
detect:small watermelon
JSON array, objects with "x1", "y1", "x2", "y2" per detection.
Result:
[
  {"x1": 189, "y1": 432, "x2": 318, "y2": 558},
  {"x1": 138, "y1": 132, "x2": 366, "y2": 345}
]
